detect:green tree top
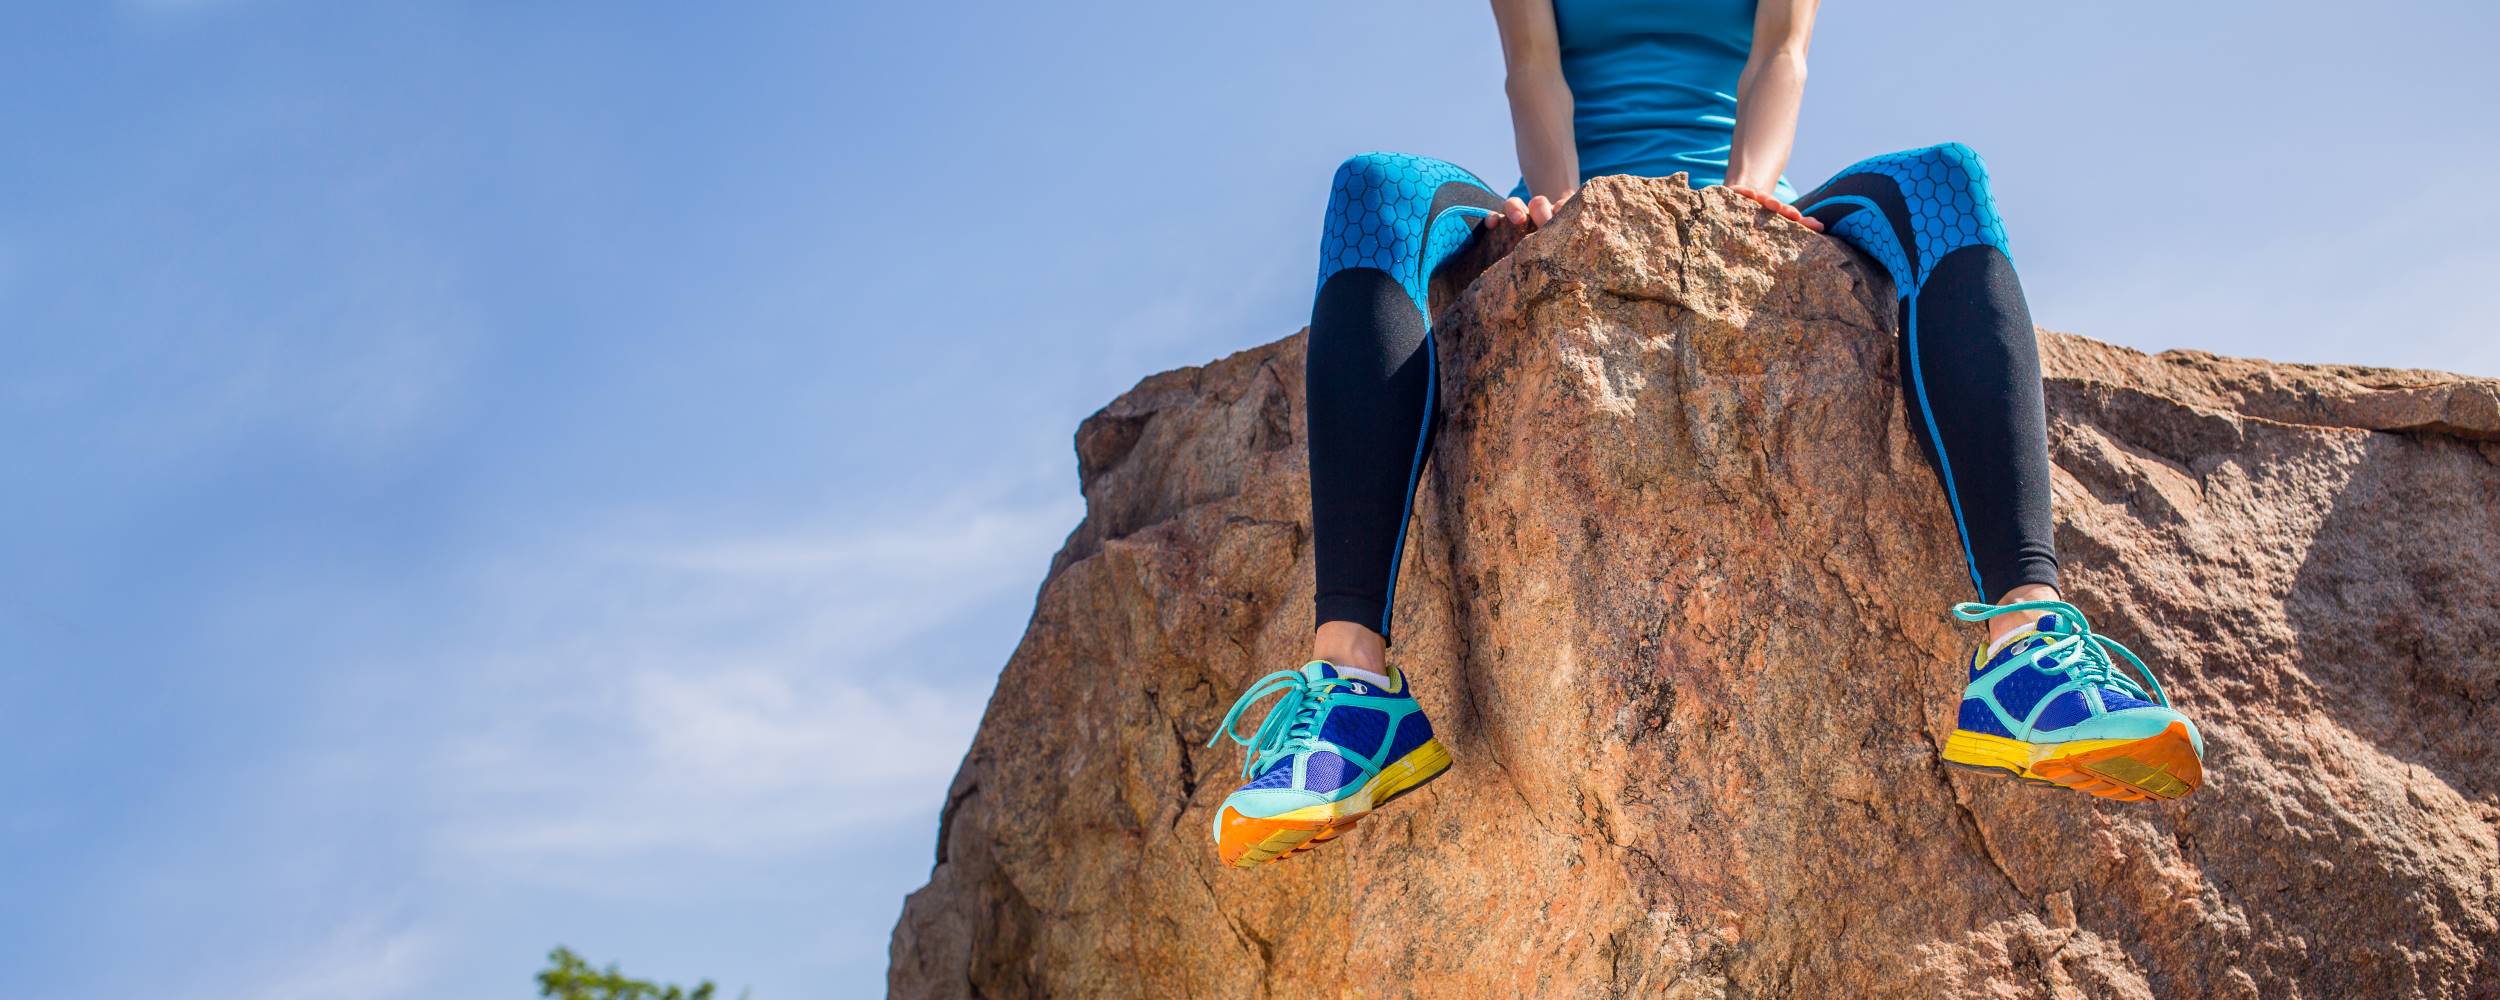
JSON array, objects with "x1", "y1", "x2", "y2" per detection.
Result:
[{"x1": 536, "y1": 946, "x2": 731, "y2": 1000}]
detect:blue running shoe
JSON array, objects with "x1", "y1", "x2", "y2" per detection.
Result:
[
  {"x1": 1204, "y1": 661, "x2": 1450, "y2": 867},
  {"x1": 1941, "y1": 600, "x2": 2204, "y2": 801}
]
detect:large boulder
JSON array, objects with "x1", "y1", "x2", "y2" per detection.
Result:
[{"x1": 887, "y1": 176, "x2": 2500, "y2": 999}]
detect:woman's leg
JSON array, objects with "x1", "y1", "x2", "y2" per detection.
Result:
[
  {"x1": 1200, "y1": 154, "x2": 1504, "y2": 868},
  {"x1": 1793, "y1": 143, "x2": 2059, "y2": 624},
  {"x1": 1801, "y1": 144, "x2": 2204, "y2": 801},
  {"x1": 1306, "y1": 152, "x2": 1503, "y2": 663}
]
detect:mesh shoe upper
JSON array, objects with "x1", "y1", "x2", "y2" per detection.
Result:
[
  {"x1": 1206, "y1": 662, "x2": 1437, "y2": 819},
  {"x1": 1957, "y1": 609, "x2": 2201, "y2": 752}
]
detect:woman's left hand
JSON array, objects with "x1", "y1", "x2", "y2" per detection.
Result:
[
  {"x1": 1722, "y1": 185, "x2": 1823, "y2": 232},
  {"x1": 1484, "y1": 193, "x2": 1565, "y2": 232}
]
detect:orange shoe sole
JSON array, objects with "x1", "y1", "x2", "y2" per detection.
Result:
[
  {"x1": 2030, "y1": 721, "x2": 2203, "y2": 801},
  {"x1": 1214, "y1": 739, "x2": 1450, "y2": 867},
  {"x1": 1943, "y1": 722, "x2": 2202, "y2": 802}
]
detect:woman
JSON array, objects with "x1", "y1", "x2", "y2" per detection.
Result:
[{"x1": 1206, "y1": 0, "x2": 2203, "y2": 869}]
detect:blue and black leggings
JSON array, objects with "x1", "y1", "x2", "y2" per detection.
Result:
[{"x1": 1308, "y1": 144, "x2": 2058, "y2": 642}]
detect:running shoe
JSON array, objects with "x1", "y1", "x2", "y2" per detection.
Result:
[
  {"x1": 1204, "y1": 661, "x2": 1450, "y2": 867},
  {"x1": 1940, "y1": 600, "x2": 2204, "y2": 801}
]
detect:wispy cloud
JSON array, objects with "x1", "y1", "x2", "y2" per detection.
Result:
[
  {"x1": 444, "y1": 669, "x2": 976, "y2": 858},
  {"x1": 419, "y1": 490, "x2": 1079, "y2": 871},
  {"x1": 55, "y1": 483, "x2": 1081, "y2": 997}
]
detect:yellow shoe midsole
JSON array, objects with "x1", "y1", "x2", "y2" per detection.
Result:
[
  {"x1": 1263, "y1": 739, "x2": 1452, "y2": 824},
  {"x1": 1943, "y1": 729, "x2": 2140, "y2": 779}
]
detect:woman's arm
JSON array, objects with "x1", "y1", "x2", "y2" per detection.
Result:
[
  {"x1": 1726, "y1": 0, "x2": 1818, "y2": 213},
  {"x1": 1492, "y1": 0, "x2": 1576, "y2": 223}
]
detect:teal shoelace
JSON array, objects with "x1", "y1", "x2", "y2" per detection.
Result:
[
  {"x1": 1205, "y1": 668, "x2": 1355, "y2": 778},
  {"x1": 1953, "y1": 599, "x2": 2170, "y2": 707}
]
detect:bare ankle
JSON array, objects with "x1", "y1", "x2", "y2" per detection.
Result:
[
  {"x1": 1986, "y1": 584, "x2": 2061, "y2": 645},
  {"x1": 1313, "y1": 621, "x2": 1389, "y2": 674}
]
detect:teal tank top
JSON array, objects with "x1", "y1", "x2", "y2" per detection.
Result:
[{"x1": 1514, "y1": 0, "x2": 1795, "y2": 201}]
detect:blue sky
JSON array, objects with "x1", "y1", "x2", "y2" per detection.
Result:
[{"x1": 3, "y1": 2, "x2": 2493, "y2": 997}]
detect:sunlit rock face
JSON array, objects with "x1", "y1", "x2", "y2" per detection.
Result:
[{"x1": 888, "y1": 176, "x2": 2500, "y2": 1000}]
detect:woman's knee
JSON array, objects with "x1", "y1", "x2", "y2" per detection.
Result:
[
  {"x1": 1332, "y1": 152, "x2": 1410, "y2": 194},
  {"x1": 1328, "y1": 152, "x2": 1430, "y2": 219},
  {"x1": 1325, "y1": 152, "x2": 1490, "y2": 217},
  {"x1": 1895, "y1": 142, "x2": 1992, "y2": 204},
  {"x1": 1320, "y1": 152, "x2": 1456, "y2": 281},
  {"x1": 1894, "y1": 143, "x2": 2008, "y2": 256},
  {"x1": 1322, "y1": 154, "x2": 1405, "y2": 268}
]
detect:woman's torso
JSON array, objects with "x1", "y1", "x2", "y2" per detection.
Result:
[{"x1": 1515, "y1": 0, "x2": 1793, "y2": 200}]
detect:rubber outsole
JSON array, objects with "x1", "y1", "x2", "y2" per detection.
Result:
[
  {"x1": 1942, "y1": 722, "x2": 2202, "y2": 802},
  {"x1": 1216, "y1": 739, "x2": 1452, "y2": 867}
]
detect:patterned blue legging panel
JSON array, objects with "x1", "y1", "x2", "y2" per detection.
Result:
[
  {"x1": 1305, "y1": 145, "x2": 2057, "y2": 642},
  {"x1": 1793, "y1": 143, "x2": 2055, "y2": 602},
  {"x1": 1305, "y1": 153, "x2": 1503, "y2": 641}
]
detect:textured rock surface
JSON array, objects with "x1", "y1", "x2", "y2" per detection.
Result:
[{"x1": 888, "y1": 177, "x2": 2500, "y2": 999}]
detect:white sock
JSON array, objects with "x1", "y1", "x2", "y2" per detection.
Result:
[
  {"x1": 1983, "y1": 619, "x2": 2046, "y2": 660},
  {"x1": 1325, "y1": 663, "x2": 1394, "y2": 689}
]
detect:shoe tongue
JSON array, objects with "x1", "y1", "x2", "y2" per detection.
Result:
[{"x1": 1282, "y1": 663, "x2": 1339, "y2": 739}]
